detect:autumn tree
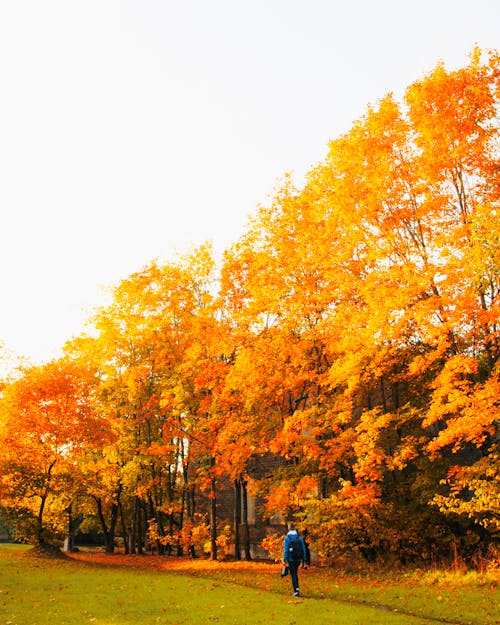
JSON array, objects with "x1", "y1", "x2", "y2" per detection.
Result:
[
  {"x1": 0, "y1": 357, "x2": 112, "y2": 546},
  {"x1": 3, "y1": 49, "x2": 498, "y2": 567},
  {"x1": 219, "y1": 48, "x2": 500, "y2": 564},
  {"x1": 404, "y1": 49, "x2": 500, "y2": 550},
  {"x1": 72, "y1": 244, "x2": 231, "y2": 556},
  {"x1": 81, "y1": 260, "x2": 194, "y2": 553}
]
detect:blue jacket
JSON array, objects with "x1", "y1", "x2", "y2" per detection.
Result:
[{"x1": 283, "y1": 530, "x2": 306, "y2": 564}]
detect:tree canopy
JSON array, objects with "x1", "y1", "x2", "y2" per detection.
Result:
[{"x1": 1, "y1": 49, "x2": 499, "y2": 565}]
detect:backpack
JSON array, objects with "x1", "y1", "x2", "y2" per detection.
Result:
[{"x1": 288, "y1": 536, "x2": 303, "y2": 562}]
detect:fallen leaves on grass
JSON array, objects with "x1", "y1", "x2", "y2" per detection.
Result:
[{"x1": 70, "y1": 551, "x2": 276, "y2": 575}]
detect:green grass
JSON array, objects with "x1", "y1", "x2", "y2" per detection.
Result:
[
  {"x1": 307, "y1": 569, "x2": 498, "y2": 625},
  {"x1": 0, "y1": 544, "x2": 498, "y2": 625},
  {"x1": 171, "y1": 558, "x2": 499, "y2": 625}
]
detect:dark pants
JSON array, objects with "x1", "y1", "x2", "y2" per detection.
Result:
[{"x1": 288, "y1": 560, "x2": 301, "y2": 593}]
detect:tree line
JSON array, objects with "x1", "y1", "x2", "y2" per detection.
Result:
[{"x1": 1, "y1": 49, "x2": 499, "y2": 567}]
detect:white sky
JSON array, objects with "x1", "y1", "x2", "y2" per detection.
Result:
[{"x1": 1, "y1": 0, "x2": 499, "y2": 367}]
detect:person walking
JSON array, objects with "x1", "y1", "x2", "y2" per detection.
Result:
[{"x1": 283, "y1": 523, "x2": 306, "y2": 597}]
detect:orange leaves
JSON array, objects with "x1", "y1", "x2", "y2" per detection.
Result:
[
  {"x1": 336, "y1": 478, "x2": 381, "y2": 510},
  {"x1": 270, "y1": 408, "x2": 316, "y2": 461},
  {"x1": 425, "y1": 355, "x2": 479, "y2": 423},
  {"x1": 406, "y1": 48, "x2": 498, "y2": 180},
  {"x1": 426, "y1": 357, "x2": 500, "y2": 454},
  {"x1": 264, "y1": 476, "x2": 318, "y2": 516},
  {"x1": 1, "y1": 358, "x2": 109, "y2": 455},
  {"x1": 0, "y1": 357, "x2": 114, "y2": 542},
  {"x1": 265, "y1": 480, "x2": 294, "y2": 516},
  {"x1": 352, "y1": 410, "x2": 391, "y2": 483},
  {"x1": 3, "y1": 50, "x2": 500, "y2": 559},
  {"x1": 296, "y1": 475, "x2": 318, "y2": 500},
  {"x1": 94, "y1": 49, "x2": 500, "y2": 558}
]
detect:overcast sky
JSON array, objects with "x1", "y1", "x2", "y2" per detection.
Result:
[{"x1": 1, "y1": 0, "x2": 499, "y2": 367}]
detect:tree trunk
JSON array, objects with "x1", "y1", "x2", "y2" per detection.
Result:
[
  {"x1": 63, "y1": 504, "x2": 81, "y2": 552},
  {"x1": 36, "y1": 493, "x2": 48, "y2": 545},
  {"x1": 128, "y1": 497, "x2": 138, "y2": 555},
  {"x1": 137, "y1": 498, "x2": 145, "y2": 555},
  {"x1": 37, "y1": 463, "x2": 56, "y2": 545},
  {"x1": 147, "y1": 493, "x2": 165, "y2": 554},
  {"x1": 119, "y1": 500, "x2": 129, "y2": 554},
  {"x1": 209, "y1": 466, "x2": 217, "y2": 560},
  {"x1": 233, "y1": 478, "x2": 241, "y2": 560},
  {"x1": 106, "y1": 501, "x2": 119, "y2": 553},
  {"x1": 94, "y1": 497, "x2": 113, "y2": 553},
  {"x1": 180, "y1": 453, "x2": 197, "y2": 558},
  {"x1": 241, "y1": 478, "x2": 251, "y2": 560}
]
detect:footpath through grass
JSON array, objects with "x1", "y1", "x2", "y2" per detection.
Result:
[{"x1": 0, "y1": 544, "x2": 498, "y2": 625}]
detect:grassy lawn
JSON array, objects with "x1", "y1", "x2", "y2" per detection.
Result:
[{"x1": 0, "y1": 544, "x2": 498, "y2": 625}]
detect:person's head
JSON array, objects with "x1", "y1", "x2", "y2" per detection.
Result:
[{"x1": 287, "y1": 522, "x2": 296, "y2": 532}]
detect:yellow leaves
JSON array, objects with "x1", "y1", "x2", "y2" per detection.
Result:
[
  {"x1": 389, "y1": 436, "x2": 420, "y2": 472},
  {"x1": 428, "y1": 354, "x2": 478, "y2": 397},
  {"x1": 433, "y1": 452, "x2": 500, "y2": 530}
]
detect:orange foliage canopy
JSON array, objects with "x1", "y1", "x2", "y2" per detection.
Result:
[
  {"x1": 1, "y1": 49, "x2": 499, "y2": 563},
  {"x1": 0, "y1": 359, "x2": 112, "y2": 543}
]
